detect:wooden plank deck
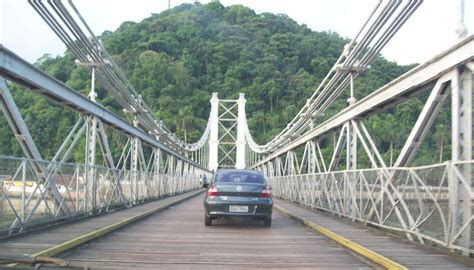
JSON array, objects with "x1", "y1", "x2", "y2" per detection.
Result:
[
  {"x1": 59, "y1": 194, "x2": 370, "y2": 269},
  {"x1": 274, "y1": 199, "x2": 474, "y2": 270},
  {"x1": 1, "y1": 192, "x2": 472, "y2": 269},
  {"x1": 0, "y1": 190, "x2": 203, "y2": 258}
]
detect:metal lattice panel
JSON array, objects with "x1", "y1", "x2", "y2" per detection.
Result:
[{"x1": 266, "y1": 161, "x2": 473, "y2": 254}]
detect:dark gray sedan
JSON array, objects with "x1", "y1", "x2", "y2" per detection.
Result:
[{"x1": 203, "y1": 169, "x2": 273, "y2": 227}]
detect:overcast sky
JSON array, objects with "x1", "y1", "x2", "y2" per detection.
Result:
[{"x1": 1, "y1": 0, "x2": 473, "y2": 65}]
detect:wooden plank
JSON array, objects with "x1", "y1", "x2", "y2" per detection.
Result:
[
  {"x1": 61, "y1": 194, "x2": 370, "y2": 269},
  {"x1": 3, "y1": 192, "x2": 471, "y2": 269},
  {"x1": 0, "y1": 190, "x2": 203, "y2": 258},
  {"x1": 274, "y1": 199, "x2": 474, "y2": 269},
  {"x1": 275, "y1": 204, "x2": 407, "y2": 269}
]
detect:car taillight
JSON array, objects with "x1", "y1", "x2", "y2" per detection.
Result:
[
  {"x1": 260, "y1": 186, "x2": 272, "y2": 198},
  {"x1": 207, "y1": 184, "x2": 218, "y2": 198}
]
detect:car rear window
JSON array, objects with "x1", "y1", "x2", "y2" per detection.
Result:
[{"x1": 214, "y1": 171, "x2": 265, "y2": 184}]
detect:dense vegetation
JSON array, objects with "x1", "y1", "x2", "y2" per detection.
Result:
[{"x1": 0, "y1": 2, "x2": 450, "y2": 166}]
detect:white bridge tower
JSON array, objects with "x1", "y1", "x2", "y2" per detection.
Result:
[{"x1": 208, "y1": 93, "x2": 247, "y2": 170}]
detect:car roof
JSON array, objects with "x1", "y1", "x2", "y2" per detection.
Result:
[{"x1": 215, "y1": 169, "x2": 261, "y2": 174}]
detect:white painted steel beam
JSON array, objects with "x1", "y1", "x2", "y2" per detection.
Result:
[
  {"x1": 235, "y1": 93, "x2": 246, "y2": 169},
  {"x1": 449, "y1": 63, "x2": 472, "y2": 253},
  {"x1": 252, "y1": 35, "x2": 474, "y2": 168},
  {"x1": 0, "y1": 45, "x2": 209, "y2": 172},
  {"x1": 208, "y1": 93, "x2": 219, "y2": 171},
  {"x1": 0, "y1": 77, "x2": 69, "y2": 216},
  {"x1": 394, "y1": 72, "x2": 452, "y2": 168}
]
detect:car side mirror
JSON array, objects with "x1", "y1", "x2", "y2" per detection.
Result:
[
  {"x1": 267, "y1": 185, "x2": 272, "y2": 191},
  {"x1": 202, "y1": 183, "x2": 209, "y2": 188}
]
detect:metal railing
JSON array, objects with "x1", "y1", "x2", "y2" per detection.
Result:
[
  {"x1": 0, "y1": 156, "x2": 199, "y2": 237},
  {"x1": 267, "y1": 161, "x2": 473, "y2": 255}
]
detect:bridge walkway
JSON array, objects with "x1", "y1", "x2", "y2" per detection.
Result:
[
  {"x1": 0, "y1": 190, "x2": 203, "y2": 259},
  {"x1": 0, "y1": 191, "x2": 472, "y2": 269},
  {"x1": 58, "y1": 193, "x2": 369, "y2": 269},
  {"x1": 275, "y1": 199, "x2": 473, "y2": 269}
]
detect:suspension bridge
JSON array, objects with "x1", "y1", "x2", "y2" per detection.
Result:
[{"x1": 0, "y1": 0, "x2": 473, "y2": 269}]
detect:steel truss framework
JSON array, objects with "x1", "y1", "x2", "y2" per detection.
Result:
[
  {"x1": 266, "y1": 162, "x2": 473, "y2": 255},
  {"x1": 244, "y1": 0, "x2": 424, "y2": 154},
  {"x1": 0, "y1": 48, "x2": 209, "y2": 237},
  {"x1": 208, "y1": 93, "x2": 246, "y2": 170},
  {"x1": 27, "y1": 0, "x2": 211, "y2": 153},
  {"x1": 254, "y1": 37, "x2": 474, "y2": 255},
  {"x1": 0, "y1": 0, "x2": 470, "y2": 258}
]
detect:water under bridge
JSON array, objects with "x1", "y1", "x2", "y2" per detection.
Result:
[{"x1": 0, "y1": 0, "x2": 473, "y2": 269}]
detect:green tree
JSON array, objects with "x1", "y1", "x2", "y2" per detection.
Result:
[{"x1": 2, "y1": 2, "x2": 431, "y2": 166}]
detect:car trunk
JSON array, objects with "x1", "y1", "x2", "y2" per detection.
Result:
[{"x1": 215, "y1": 183, "x2": 264, "y2": 197}]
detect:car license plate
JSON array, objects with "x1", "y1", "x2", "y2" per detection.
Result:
[{"x1": 229, "y1": 205, "x2": 248, "y2": 213}]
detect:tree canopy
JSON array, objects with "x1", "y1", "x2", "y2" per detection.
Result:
[{"x1": 0, "y1": 2, "x2": 450, "y2": 166}]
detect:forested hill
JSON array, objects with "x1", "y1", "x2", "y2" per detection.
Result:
[{"x1": 2, "y1": 2, "x2": 447, "y2": 165}]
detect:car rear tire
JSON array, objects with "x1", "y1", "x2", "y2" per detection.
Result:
[
  {"x1": 205, "y1": 215, "x2": 212, "y2": 226},
  {"x1": 263, "y1": 216, "x2": 272, "y2": 227}
]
